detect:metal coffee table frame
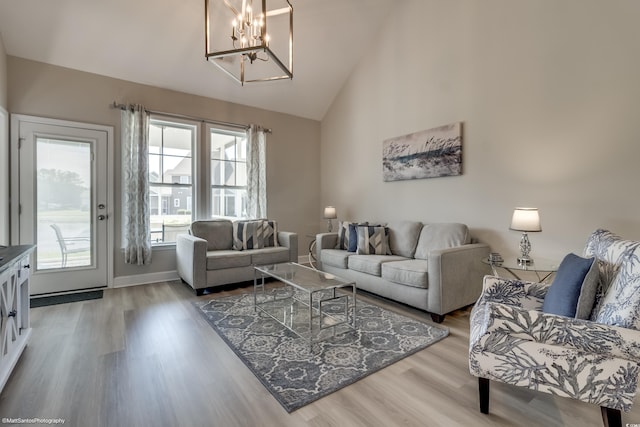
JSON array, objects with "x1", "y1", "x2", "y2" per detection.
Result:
[{"x1": 253, "y1": 263, "x2": 356, "y2": 347}]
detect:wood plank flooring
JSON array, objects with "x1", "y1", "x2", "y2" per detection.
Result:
[{"x1": 1, "y1": 281, "x2": 639, "y2": 427}]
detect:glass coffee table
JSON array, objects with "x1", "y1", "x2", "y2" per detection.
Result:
[{"x1": 253, "y1": 262, "x2": 356, "y2": 347}]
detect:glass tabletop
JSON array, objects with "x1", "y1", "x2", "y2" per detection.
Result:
[
  {"x1": 255, "y1": 262, "x2": 354, "y2": 292},
  {"x1": 482, "y1": 257, "x2": 559, "y2": 272}
]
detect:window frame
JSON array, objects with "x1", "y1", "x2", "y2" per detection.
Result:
[
  {"x1": 143, "y1": 117, "x2": 249, "y2": 246},
  {"x1": 204, "y1": 123, "x2": 249, "y2": 220},
  {"x1": 148, "y1": 115, "x2": 199, "y2": 246}
]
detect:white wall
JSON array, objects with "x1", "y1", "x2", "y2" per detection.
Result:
[
  {"x1": 0, "y1": 34, "x2": 6, "y2": 109},
  {"x1": 0, "y1": 34, "x2": 8, "y2": 245},
  {"x1": 8, "y1": 57, "x2": 321, "y2": 283},
  {"x1": 321, "y1": 0, "x2": 640, "y2": 262}
]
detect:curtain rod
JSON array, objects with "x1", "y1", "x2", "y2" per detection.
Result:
[{"x1": 110, "y1": 102, "x2": 272, "y2": 133}]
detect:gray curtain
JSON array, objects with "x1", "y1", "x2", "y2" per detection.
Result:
[
  {"x1": 246, "y1": 125, "x2": 267, "y2": 219},
  {"x1": 121, "y1": 105, "x2": 152, "y2": 265}
]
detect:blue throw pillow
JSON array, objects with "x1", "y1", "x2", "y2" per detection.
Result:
[
  {"x1": 542, "y1": 253, "x2": 597, "y2": 318},
  {"x1": 347, "y1": 223, "x2": 358, "y2": 252}
]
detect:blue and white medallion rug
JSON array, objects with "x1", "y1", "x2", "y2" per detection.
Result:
[{"x1": 194, "y1": 290, "x2": 449, "y2": 412}]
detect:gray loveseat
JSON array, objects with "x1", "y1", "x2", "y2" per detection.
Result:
[
  {"x1": 176, "y1": 219, "x2": 298, "y2": 295},
  {"x1": 316, "y1": 221, "x2": 490, "y2": 322}
]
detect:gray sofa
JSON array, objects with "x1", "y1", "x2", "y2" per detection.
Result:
[
  {"x1": 316, "y1": 221, "x2": 490, "y2": 322},
  {"x1": 176, "y1": 219, "x2": 298, "y2": 295}
]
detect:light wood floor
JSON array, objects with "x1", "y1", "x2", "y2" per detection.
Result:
[{"x1": 1, "y1": 281, "x2": 639, "y2": 427}]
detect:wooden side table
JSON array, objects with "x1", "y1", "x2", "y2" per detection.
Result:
[{"x1": 482, "y1": 257, "x2": 559, "y2": 283}]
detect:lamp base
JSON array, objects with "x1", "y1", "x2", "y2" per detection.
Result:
[{"x1": 517, "y1": 232, "x2": 533, "y2": 266}]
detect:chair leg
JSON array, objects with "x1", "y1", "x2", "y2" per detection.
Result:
[
  {"x1": 479, "y1": 377, "x2": 490, "y2": 414},
  {"x1": 601, "y1": 406, "x2": 621, "y2": 427}
]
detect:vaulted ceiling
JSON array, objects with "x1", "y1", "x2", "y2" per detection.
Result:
[{"x1": 0, "y1": 0, "x2": 395, "y2": 120}]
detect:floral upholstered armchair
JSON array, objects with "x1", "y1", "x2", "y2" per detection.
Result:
[{"x1": 469, "y1": 229, "x2": 640, "y2": 427}]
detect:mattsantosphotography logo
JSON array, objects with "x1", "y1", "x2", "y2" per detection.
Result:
[{"x1": 1, "y1": 418, "x2": 65, "y2": 425}]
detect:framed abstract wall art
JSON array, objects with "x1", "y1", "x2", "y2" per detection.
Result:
[{"x1": 383, "y1": 122, "x2": 462, "y2": 182}]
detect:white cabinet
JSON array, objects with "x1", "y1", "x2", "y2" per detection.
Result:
[{"x1": 0, "y1": 245, "x2": 34, "y2": 392}]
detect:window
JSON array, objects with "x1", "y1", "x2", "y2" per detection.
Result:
[
  {"x1": 209, "y1": 128, "x2": 248, "y2": 218},
  {"x1": 148, "y1": 119, "x2": 196, "y2": 244},
  {"x1": 146, "y1": 117, "x2": 249, "y2": 245}
]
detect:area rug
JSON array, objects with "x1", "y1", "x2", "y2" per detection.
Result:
[{"x1": 194, "y1": 290, "x2": 449, "y2": 412}]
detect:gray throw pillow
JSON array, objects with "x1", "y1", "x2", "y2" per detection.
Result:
[{"x1": 575, "y1": 258, "x2": 600, "y2": 319}]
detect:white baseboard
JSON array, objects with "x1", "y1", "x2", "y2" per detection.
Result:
[{"x1": 113, "y1": 271, "x2": 180, "y2": 288}]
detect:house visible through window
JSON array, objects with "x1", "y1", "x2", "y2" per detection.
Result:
[{"x1": 149, "y1": 119, "x2": 195, "y2": 244}]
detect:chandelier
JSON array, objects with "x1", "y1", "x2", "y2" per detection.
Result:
[{"x1": 205, "y1": 0, "x2": 293, "y2": 85}]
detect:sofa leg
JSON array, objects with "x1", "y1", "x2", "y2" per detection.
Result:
[
  {"x1": 479, "y1": 377, "x2": 490, "y2": 414},
  {"x1": 601, "y1": 406, "x2": 621, "y2": 427},
  {"x1": 430, "y1": 313, "x2": 445, "y2": 323}
]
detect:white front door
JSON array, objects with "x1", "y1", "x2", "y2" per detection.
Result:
[{"x1": 11, "y1": 115, "x2": 112, "y2": 295}]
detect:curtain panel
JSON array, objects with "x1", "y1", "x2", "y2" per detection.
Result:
[
  {"x1": 247, "y1": 125, "x2": 267, "y2": 219},
  {"x1": 121, "y1": 105, "x2": 152, "y2": 265}
]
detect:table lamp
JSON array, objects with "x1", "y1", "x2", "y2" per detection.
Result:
[
  {"x1": 510, "y1": 207, "x2": 541, "y2": 265},
  {"x1": 324, "y1": 206, "x2": 337, "y2": 232}
]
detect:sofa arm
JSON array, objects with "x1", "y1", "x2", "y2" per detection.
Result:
[
  {"x1": 478, "y1": 274, "x2": 550, "y2": 311},
  {"x1": 278, "y1": 231, "x2": 298, "y2": 262},
  {"x1": 315, "y1": 233, "x2": 338, "y2": 269},
  {"x1": 427, "y1": 243, "x2": 491, "y2": 315},
  {"x1": 176, "y1": 234, "x2": 207, "y2": 290},
  {"x1": 478, "y1": 301, "x2": 640, "y2": 362},
  {"x1": 316, "y1": 232, "x2": 338, "y2": 250}
]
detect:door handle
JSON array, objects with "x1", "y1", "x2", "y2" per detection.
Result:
[{"x1": 98, "y1": 215, "x2": 107, "y2": 221}]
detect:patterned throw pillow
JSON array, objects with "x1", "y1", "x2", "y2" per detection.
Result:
[
  {"x1": 336, "y1": 221, "x2": 352, "y2": 250},
  {"x1": 356, "y1": 225, "x2": 392, "y2": 255},
  {"x1": 232, "y1": 220, "x2": 264, "y2": 250},
  {"x1": 262, "y1": 220, "x2": 279, "y2": 248},
  {"x1": 584, "y1": 229, "x2": 640, "y2": 330}
]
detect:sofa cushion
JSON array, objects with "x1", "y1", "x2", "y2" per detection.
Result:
[
  {"x1": 387, "y1": 221, "x2": 423, "y2": 258},
  {"x1": 191, "y1": 220, "x2": 233, "y2": 251},
  {"x1": 321, "y1": 249, "x2": 353, "y2": 269},
  {"x1": 584, "y1": 229, "x2": 640, "y2": 330},
  {"x1": 381, "y1": 259, "x2": 430, "y2": 289},
  {"x1": 206, "y1": 250, "x2": 252, "y2": 270},
  {"x1": 541, "y1": 253, "x2": 598, "y2": 318},
  {"x1": 414, "y1": 223, "x2": 470, "y2": 260},
  {"x1": 250, "y1": 247, "x2": 291, "y2": 265},
  {"x1": 357, "y1": 226, "x2": 392, "y2": 255},
  {"x1": 348, "y1": 254, "x2": 408, "y2": 276}
]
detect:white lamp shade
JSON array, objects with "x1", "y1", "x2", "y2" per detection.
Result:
[
  {"x1": 510, "y1": 208, "x2": 541, "y2": 232},
  {"x1": 323, "y1": 206, "x2": 337, "y2": 219}
]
